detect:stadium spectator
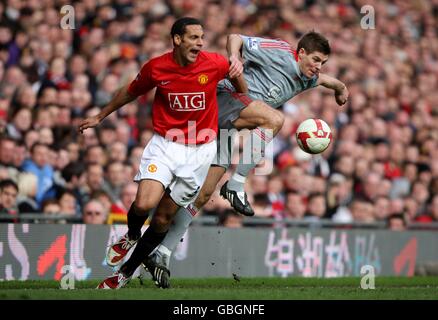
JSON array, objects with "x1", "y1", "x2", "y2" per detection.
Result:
[
  {"x1": 416, "y1": 195, "x2": 438, "y2": 223},
  {"x1": 90, "y1": 190, "x2": 112, "y2": 217},
  {"x1": 82, "y1": 199, "x2": 108, "y2": 224},
  {"x1": 97, "y1": 121, "x2": 117, "y2": 147},
  {"x1": 0, "y1": 179, "x2": 18, "y2": 222},
  {"x1": 6, "y1": 107, "x2": 32, "y2": 140},
  {"x1": 326, "y1": 173, "x2": 352, "y2": 222},
  {"x1": 41, "y1": 199, "x2": 64, "y2": 224},
  {"x1": 12, "y1": 140, "x2": 26, "y2": 170},
  {"x1": 81, "y1": 163, "x2": 112, "y2": 204},
  {"x1": 283, "y1": 191, "x2": 306, "y2": 219},
  {"x1": 84, "y1": 144, "x2": 107, "y2": 166},
  {"x1": 373, "y1": 196, "x2": 391, "y2": 222},
  {"x1": 252, "y1": 193, "x2": 272, "y2": 218},
  {"x1": 105, "y1": 161, "x2": 125, "y2": 202},
  {"x1": 431, "y1": 196, "x2": 438, "y2": 222},
  {"x1": 349, "y1": 198, "x2": 375, "y2": 223},
  {"x1": 21, "y1": 142, "x2": 55, "y2": 208},
  {"x1": 108, "y1": 141, "x2": 128, "y2": 163},
  {"x1": 0, "y1": 136, "x2": 19, "y2": 181},
  {"x1": 387, "y1": 213, "x2": 407, "y2": 231},
  {"x1": 58, "y1": 189, "x2": 78, "y2": 217},
  {"x1": 219, "y1": 209, "x2": 244, "y2": 228},
  {"x1": 304, "y1": 193, "x2": 327, "y2": 221},
  {"x1": 111, "y1": 182, "x2": 138, "y2": 215},
  {"x1": 16, "y1": 172, "x2": 38, "y2": 213},
  {"x1": 42, "y1": 199, "x2": 61, "y2": 215}
]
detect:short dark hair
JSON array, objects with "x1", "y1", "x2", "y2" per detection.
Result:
[
  {"x1": 297, "y1": 31, "x2": 331, "y2": 55},
  {"x1": 0, "y1": 135, "x2": 17, "y2": 146},
  {"x1": 0, "y1": 179, "x2": 18, "y2": 192},
  {"x1": 42, "y1": 198, "x2": 59, "y2": 210},
  {"x1": 61, "y1": 162, "x2": 85, "y2": 182},
  {"x1": 30, "y1": 142, "x2": 49, "y2": 154},
  {"x1": 387, "y1": 213, "x2": 407, "y2": 226},
  {"x1": 170, "y1": 17, "x2": 202, "y2": 39}
]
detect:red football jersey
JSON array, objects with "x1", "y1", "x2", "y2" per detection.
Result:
[{"x1": 128, "y1": 51, "x2": 229, "y2": 145}]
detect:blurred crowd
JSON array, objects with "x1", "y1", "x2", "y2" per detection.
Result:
[{"x1": 0, "y1": 0, "x2": 437, "y2": 230}]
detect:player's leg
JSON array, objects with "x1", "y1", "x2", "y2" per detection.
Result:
[
  {"x1": 98, "y1": 180, "x2": 167, "y2": 289},
  {"x1": 147, "y1": 165, "x2": 227, "y2": 270},
  {"x1": 227, "y1": 101, "x2": 284, "y2": 193},
  {"x1": 105, "y1": 134, "x2": 175, "y2": 268},
  {"x1": 218, "y1": 93, "x2": 284, "y2": 215},
  {"x1": 232, "y1": 100, "x2": 284, "y2": 134},
  {"x1": 98, "y1": 135, "x2": 175, "y2": 289},
  {"x1": 106, "y1": 179, "x2": 165, "y2": 267},
  {"x1": 117, "y1": 191, "x2": 179, "y2": 288},
  {"x1": 148, "y1": 130, "x2": 233, "y2": 268},
  {"x1": 144, "y1": 140, "x2": 217, "y2": 288}
]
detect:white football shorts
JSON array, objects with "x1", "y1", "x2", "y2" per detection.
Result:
[{"x1": 134, "y1": 134, "x2": 217, "y2": 207}]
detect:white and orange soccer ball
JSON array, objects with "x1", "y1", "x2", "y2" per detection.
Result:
[{"x1": 295, "y1": 118, "x2": 332, "y2": 154}]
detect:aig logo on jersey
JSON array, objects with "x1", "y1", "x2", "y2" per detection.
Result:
[{"x1": 168, "y1": 92, "x2": 206, "y2": 111}]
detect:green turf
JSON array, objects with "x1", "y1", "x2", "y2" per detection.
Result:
[{"x1": 0, "y1": 277, "x2": 437, "y2": 300}]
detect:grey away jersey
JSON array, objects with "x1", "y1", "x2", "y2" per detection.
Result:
[{"x1": 220, "y1": 35, "x2": 319, "y2": 108}]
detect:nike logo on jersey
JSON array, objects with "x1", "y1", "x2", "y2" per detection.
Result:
[{"x1": 161, "y1": 81, "x2": 170, "y2": 85}]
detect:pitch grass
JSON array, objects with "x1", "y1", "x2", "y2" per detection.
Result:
[{"x1": 0, "y1": 277, "x2": 438, "y2": 300}]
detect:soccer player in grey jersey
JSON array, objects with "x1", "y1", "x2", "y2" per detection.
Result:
[{"x1": 142, "y1": 32, "x2": 348, "y2": 287}]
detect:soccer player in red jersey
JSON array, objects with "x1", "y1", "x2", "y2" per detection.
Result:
[{"x1": 78, "y1": 17, "x2": 245, "y2": 289}]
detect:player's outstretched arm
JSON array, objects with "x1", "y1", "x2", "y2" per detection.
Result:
[
  {"x1": 78, "y1": 84, "x2": 136, "y2": 133},
  {"x1": 227, "y1": 34, "x2": 244, "y2": 77},
  {"x1": 317, "y1": 73, "x2": 349, "y2": 106},
  {"x1": 226, "y1": 34, "x2": 247, "y2": 93}
]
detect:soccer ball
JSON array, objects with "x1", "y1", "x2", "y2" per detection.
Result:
[{"x1": 295, "y1": 118, "x2": 332, "y2": 154}]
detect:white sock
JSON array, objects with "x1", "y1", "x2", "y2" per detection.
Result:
[
  {"x1": 228, "y1": 127, "x2": 273, "y2": 192},
  {"x1": 160, "y1": 204, "x2": 198, "y2": 252}
]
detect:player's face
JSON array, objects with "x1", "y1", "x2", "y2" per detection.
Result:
[
  {"x1": 298, "y1": 49, "x2": 329, "y2": 78},
  {"x1": 0, "y1": 186, "x2": 17, "y2": 209},
  {"x1": 174, "y1": 25, "x2": 204, "y2": 65}
]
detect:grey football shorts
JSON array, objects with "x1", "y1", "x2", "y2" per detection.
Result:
[{"x1": 212, "y1": 87, "x2": 253, "y2": 169}]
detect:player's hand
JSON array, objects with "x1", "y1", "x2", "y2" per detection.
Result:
[
  {"x1": 228, "y1": 54, "x2": 243, "y2": 79},
  {"x1": 335, "y1": 86, "x2": 349, "y2": 106},
  {"x1": 78, "y1": 115, "x2": 101, "y2": 134}
]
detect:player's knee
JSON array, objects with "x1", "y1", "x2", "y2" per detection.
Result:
[
  {"x1": 153, "y1": 213, "x2": 172, "y2": 228},
  {"x1": 134, "y1": 199, "x2": 155, "y2": 213},
  {"x1": 251, "y1": 101, "x2": 283, "y2": 132},
  {"x1": 269, "y1": 110, "x2": 284, "y2": 134}
]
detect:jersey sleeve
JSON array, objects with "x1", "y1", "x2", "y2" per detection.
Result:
[
  {"x1": 212, "y1": 53, "x2": 230, "y2": 80},
  {"x1": 240, "y1": 35, "x2": 292, "y2": 66},
  {"x1": 127, "y1": 61, "x2": 156, "y2": 97}
]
